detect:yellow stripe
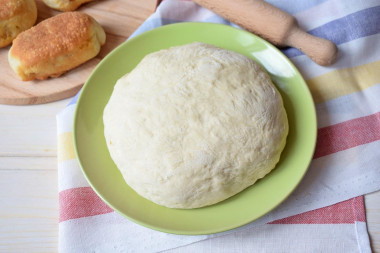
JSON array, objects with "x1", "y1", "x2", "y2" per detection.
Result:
[
  {"x1": 307, "y1": 60, "x2": 380, "y2": 104},
  {"x1": 58, "y1": 132, "x2": 76, "y2": 162},
  {"x1": 55, "y1": 62, "x2": 379, "y2": 161}
]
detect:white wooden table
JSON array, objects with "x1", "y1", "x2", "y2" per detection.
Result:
[
  {"x1": 0, "y1": 0, "x2": 157, "y2": 250},
  {"x1": 0, "y1": 97, "x2": 379, "y2": 252},
  {"x1": 0, "y1": 0, "x2": 379, "y2": 251}
]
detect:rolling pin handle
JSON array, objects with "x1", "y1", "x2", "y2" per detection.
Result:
[{"x1": 285, "y1": 27, "x2": 338, "y2": 66}]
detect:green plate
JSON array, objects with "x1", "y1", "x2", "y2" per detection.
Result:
[{"x1": 73, "y1": 22, "x2": 317, "y2": 235}]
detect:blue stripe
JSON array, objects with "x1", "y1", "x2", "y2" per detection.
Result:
[
  {"x1": 204, "y1": 15, "x2": 235, "y2": 26},
  {"x1": 266, "y1": 0, "x2": 328, "y2": 14},
  {"x1": 130, "y1": 16, "x2": 240, "y2": 39},
  {"x1": 130, "y1": 0, "x2": 330, "y2": 40},
  {"x1": 283, "y1": 6, "x2": 380, "y2": 58},
  {"x1": 66, "y1": 0, "x2": 329, "y2": 108},
  {"x1": 68, "y1": 91, "x2": 81, "y2": 105},
  {"x1": 130, "y1": 18, "x2": 178, "y2": 38}
]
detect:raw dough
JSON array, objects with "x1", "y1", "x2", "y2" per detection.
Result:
[{"x1": 103, "y1": 42, "x2": 288, "y2": 209}]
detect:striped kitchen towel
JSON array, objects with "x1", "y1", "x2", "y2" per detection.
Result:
[{"x1": 57, "y1": 0, "x2": 380, "y2": 252}]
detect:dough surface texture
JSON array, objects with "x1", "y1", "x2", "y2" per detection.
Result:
[{"x1": 103, "y1": 42, "x2": 288, "y2": 209}]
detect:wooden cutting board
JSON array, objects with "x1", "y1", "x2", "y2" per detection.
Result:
[{"x1": 0, "y1": 0, "x2": 158, "y2": 105}]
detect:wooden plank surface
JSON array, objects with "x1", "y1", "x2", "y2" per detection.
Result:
[
  {"x1": 0, "y1": 0, "x2": 157, "y2": 105},
  {"x1": 0, "y1": 169, "x2": 58, "y2": 253},
  {"x1": 0, "y1": 0, "x2": 156, "y2": 251},
  {"x1": 0, "y1": 98, "x2": 69, "y2": 156},
  {"x1": 366, "y1": 192, "x2": 380, "y2": 252}
]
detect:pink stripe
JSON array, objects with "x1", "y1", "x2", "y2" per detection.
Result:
[
  {"x1": 269, "y1": 196, "x2": 366, "y2": 224},
  {"x1": 59, "y1": 187, "x2": 113, "y2": 222},
  {"x1": 354, "y1": 196, "x2": 366, "y2": 222},
  {"x1": 58, "y1": 112, "x2": 380, "y2": 223},
  {"x1": 314, "y1": 111, "x2": 380, "y2": 159},
  {"x1": 59, "y1": 186, "x2": 367, "y2": 223}
]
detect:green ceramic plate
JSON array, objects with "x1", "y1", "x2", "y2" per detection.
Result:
[{"x1": 73, "y1": 22, "x2": 317, "y2": 235}]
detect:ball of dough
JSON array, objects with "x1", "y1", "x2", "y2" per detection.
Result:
[
  {"x1": 103, "y1": 42, "x2": 288, "y2": 209},
  {"x1": 0, "y1": 0, "x2": 37, "y2": 48}
]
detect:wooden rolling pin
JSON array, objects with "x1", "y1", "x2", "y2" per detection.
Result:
[{"x1": 193, "y1": 0, "x2": 338, "y2": 66}]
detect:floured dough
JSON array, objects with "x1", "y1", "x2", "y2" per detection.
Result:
[{"x1": 103, "y1": 42, "x2": 288, "y2": 209}]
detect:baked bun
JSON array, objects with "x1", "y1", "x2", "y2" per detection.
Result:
[
  {"x1": 0, "y1": 0, "x2": 37, "y2": 48},
  {"x1": 8, "y1": 12, "x2": 106, "y2": 81},
  {"x1": 42, "y1": 0, "x2": 95, "y2": 11}
]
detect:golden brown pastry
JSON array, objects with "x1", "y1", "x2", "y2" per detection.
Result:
[
  {"x1": 42, "y1": 0, "x2": 95, "y2": 11},
  {"x1": 8, "y1": 12, "x2": 106, "y2": 81},
  {"x1": 0, "y1": 0, "x2": 37, "y2": 48}
]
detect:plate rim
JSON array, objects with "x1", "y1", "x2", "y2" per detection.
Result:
[{"x1": 73, "y1": 22, "x2": 317, "y2": 235}]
